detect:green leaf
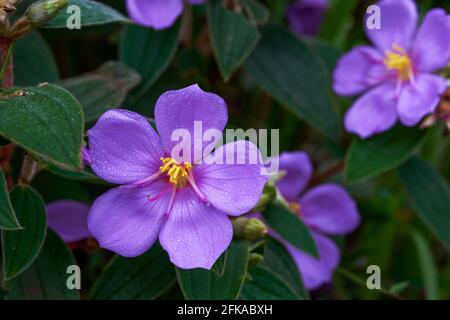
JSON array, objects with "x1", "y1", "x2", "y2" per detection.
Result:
[
  {"x1": 207, "y1": 0, "x2": 260, "y2": 81},
  {"x1": 262, "y1": 202, "x2": 318, "y2": 257},
  {"x1": 398, "y1": 157, "x2": 450, "y2": 250},
  {"x1": 346, "y1": 126, "x2": 426, "y2": 183},
  {"x1": 2, "y1": 185, "x2": 47, "y2": 281},
  {"x1": 120, "y1": 21, "x2": 181, "y2": 101},
  {"x1": 43, "y1": 0, "x2": 129, "y2": 28},
  {"x1": 14, "y1": 31, "x2": 59, "y2": 87},
  {"x1": 57, "y1": 61, "x2": 141, "y2": 122},
  {"x1": 90, "y1": 244, "x2": 175, "y2": 300},
  {"x1": 177, "y1": 240, "x2": 249, "y2": 300},
  {"x1": 0, "y1": 169, "x2": 20, "y2": 230},
  {"x1": 5, "y1": 230, "x2": 79, "y2": 300},
  {"x1": 240, "y1": 267, "x2": 300, "y2": 300},
  {"x1": 245, "y1": 25, "x2": 340, "y2": 138},
  {"x1": 262, "y1": 237, "x2": 308, "y2": 299},
  {"x1": 0, "y1": 84, "x2": 84, "y2": 170},
  {"x1": 241, "y1": 0, "x2": 269, "y2": 25},
  {"x1": 389, "y1": 281, "x2": 410, "y2": 295},
  {"x1": 411, "y1": 229, "x2": 440, "y2": 300}
]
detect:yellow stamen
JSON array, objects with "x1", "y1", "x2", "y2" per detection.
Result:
[
  {"x1": 288, "y1": 202, "x2": 301, "y2": 214},
  {"x1": 159, "y1": 157, "x2": 192, "y2": 187},
  {"x1": 384, "y1": 44, "x2": 412, "y2": 81}
]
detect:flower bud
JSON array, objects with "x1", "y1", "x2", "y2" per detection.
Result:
[
  {"x1": 252, "y1": 184, "x2": 276, "y2": 212},
  {"x1": 233, "y1": 217, "x2": 267, "y2": 241},
  {"x1": 25, "y1": 0, "x2": 68, "y2": 25},
  {"x1": 248, "y1": 253, "x2": 264, "y2": 268}
]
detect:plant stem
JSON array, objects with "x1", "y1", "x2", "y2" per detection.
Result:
[
  {"x1": 310, "y1": 161, "x2": 345, "y2": 185},
  {"x1": 336, "y1": 267, "x2": 404, "y2": 300},
  {"x1": 0, "y1": 37, "x2": 14, "y2": 189},
  {"x1": 18, "y1": 154, "x2": 40, "y2": 186},
  {"x1": 0, "y1": 37, "x2": 13, "y2": 87}
]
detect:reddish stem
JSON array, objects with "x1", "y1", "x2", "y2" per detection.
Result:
[
  {"x1": 0, "y1": 37, "x2": 13, "y2": 88},
  {"x1": 0, "y1": 37, "x2": 14, "y2": 189},
  {"x1": 310, "y1": 161, "x2": 345, "y2": 185}
]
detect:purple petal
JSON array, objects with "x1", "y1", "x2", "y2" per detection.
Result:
[
  {"x1": 398, "y1": 74, "x2": 448, "y2": 126},
  {"x1": 411, "y1": 9, "x2": 450, "y2": 73},
  {"x1": 88, "y1": 109, "x2": 164, "y2": 185},
  {"x1": 155, "y1": 84, "x2": 228, "y2": 164},
  {"x1": 87, "y1": 182, "x2": 171, "y2": 257},
  {"x1": 283, "y1": 231, "x2": 340, "y2": 290},
  {"x1": 333, "y1": 46, "x2": 387, "y2": 96},
  {"x1": 300, "y1": 184, "x2": 360, "y2": 235},
  {"x1": 47, "y1": 200, "x2": 91, "y2": 243},
  {"x1": 365, "y1": 0, "x2": 418, "y2": 52},
  {"x1": 275, "y1": 151, "x2": 313, "y2": 202},
  {"x1": 159, "y1": 187, "x2": 232, "y2": 269},
  {"x1": 126, "y1": 0, "x2": 184, "y2": 30},
  {"x1": 286, "y1": 0, "x2": 328, "y2": 37},
  {"x1": 195, "y1": 140, "x2": 268, "y2": 216},
  {"x1": 344, "y1": 83, "x2": 398, "y2": 139},
  {"x1": 187, "y1": 0, "x2": 206, "y2": 4}
]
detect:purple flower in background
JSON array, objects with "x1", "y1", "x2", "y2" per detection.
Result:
[
  {"x1": 266, "y1": 151, "x2": 360, "y2": 290},
  {"x1": 47, "y1": 200, "x2": 91, "y2": 243},
  {"x1": 333, "y1": 0, "x2": 450, "y2": 139},
  {"x1": 286, "y1": 0, "x2": 329, "y2": 37},
  {"x1": 86, "y1": 84, "x2": 267, "y2": 269},
  {"x1": 126, "y1": 0, "x2": 206, "y2": 30}
]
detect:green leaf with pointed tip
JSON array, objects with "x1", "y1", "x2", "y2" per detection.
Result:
[
  {"x1": 120, "y1": 21, "x2": 181, "y2": 101},
  {"x1": 207, "y1": 0, "x2": 260, "y2": 81},
  {"x1": 263, "y1": 202, "x2": 318, "y2": 258},
  {"x1": 14, "y1": 31, "x2": 59, "y2": 87},
  {"x1": 0, "y1": 84, "x2": 84, "y2": 170},
  {"x1": 2, "y1": 186, "x2": 47, "y2": 281},
  {"x1": 58, "y1": 61, "x2": 141, "y2": 123},
  {"x1": 399, "y1": 157, "x2": 450, "y2": 250},
  {"x1": 262, "y1": 237, "x2": 308, "y2": 299},
  {"x1": 240, "y1": 267, "x2": 301, "y2": 300},
  {"x1": 245, "y1": 25, "x2": 340, "y2": 138},
  {"x1": 346, "y1": 126, "x2": 426, "y2": 183},
  {"x1": 241, "y1": 0, "x2": 269, "y2": 25},
  {"x1": 0, "y1": 169, "x2": 20, "y2": 230},
  {"x1": 90, "y1": 244, "x2": 175, "y2": 300},
  {"x1": 411, "y1": 230, "x2": 440, "y2": 300},
  {"x1": 6, "y1": 230, "x2": 79, "y2": 300},
  {"x1": 43, "y1": 0, "x2": 129, "y2": 28},
  {"x1": 177, "y1": 240, "x2": 249, "y2": 300}
]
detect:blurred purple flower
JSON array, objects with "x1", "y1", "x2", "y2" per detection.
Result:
[
  {"x1": 126, "y1": 0, "x2": 206, "y2": 30},
  {"x1": 286, "y1": 0, "x2": 328, "y2": 37},
  {"x1": 47, "y1": 200, "x2": 91, "y2": 243},
  {"x1": 85, "y1": 84, "x2": 267, "y2": 269},
  {"x1": 333, "y1": 0, "x2": 450, "y2": 139},
  {"x1": 265, "y1": 151, "x2": 360, "y2": 290}
]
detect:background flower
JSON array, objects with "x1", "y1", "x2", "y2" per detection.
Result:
[
  {"x1": 126, "y1": 0, "x2": 207, "y2": 30},
  {"x1": 333, "y1": 0, "x2": 450, "y2": 138},
  {"x1": 286, "y1": 0, "x2": 328, "y2": 36},
  {"x1": 47, "y1": 200, "x2": 91, "y2": 243},
  {"x1": 263, "y1": 151, "x2": 360, "y2": 289}
]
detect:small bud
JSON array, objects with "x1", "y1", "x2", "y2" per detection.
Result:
[
  {"x1": 248, "y1": 253, "x2": 264, "y2": 268},
  {"x1": 233, "y1": 217, "x2": 267, "y2": 241},
  {"x1": 25, "y1": 0, "x2": 68, "y2": 25},
  {"x1": 252, "y1": 184, "x2": 276, "y2": 212}
]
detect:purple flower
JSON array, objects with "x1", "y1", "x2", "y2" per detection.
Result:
[
  {"x1": 85, "y1": 84, "x2": 267, "y2": 269},
  {"x1": 286, "y1": 0, "x2": 328, "y2": 37},
  {"x1": 264, "y1": 151, "x2": 360, "y2": 290},
  {"x1": 47, "y1": 200, "x2": 91, "y2": 243},
  {"x1": 333, "y1": 0, "x2": 450, "y2": 139},
  {"x1": 126, "y1": 0, "x2": 207, "y2": 30}
]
